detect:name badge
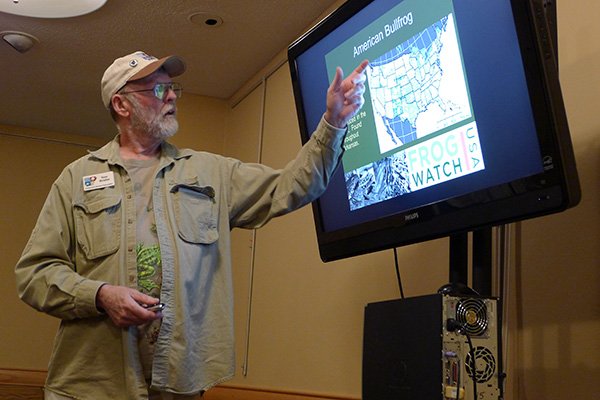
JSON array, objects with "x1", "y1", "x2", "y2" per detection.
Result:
[{"x1": 83, "y1": 171, "x2": 115, "y2": 191}]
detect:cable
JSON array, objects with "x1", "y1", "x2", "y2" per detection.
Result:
[
  {"x1": 242, "y1": 75, "x2": 268, "y2": 377},
  {"x1": 393, "y1": 247, "x2": 405, "y2": 299},
  {"x1": 447, "y1": 318, "x2": 479, "y2": 400},
  {"x1": 455, "y1": 358, "x2": 461, "y2": 400},
  {"x1": 465, "y1": 333, "x2": 478, "y2": 400}
]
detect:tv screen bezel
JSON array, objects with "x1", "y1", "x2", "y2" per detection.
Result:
[{"x1": 288, "y1": 0, "x2": 580, "y2": 262}]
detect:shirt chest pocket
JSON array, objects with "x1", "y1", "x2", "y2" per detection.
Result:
[
  {"x1": 74, "y1": 194, "x2": 122, "y2": 259},
  {"x1": 170, "y1": 183, "x2": 219, "y2": 244}
]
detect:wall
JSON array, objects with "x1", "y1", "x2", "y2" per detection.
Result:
[
  {"x1": 171, "y1": 93, "x2": 228, "y2": 153},
  {"x1": 511, "y1": 1, "x2": 600, "y2": 398},
  {"x1": 0, "y1": 125, "x2": 105, "y2": 370}
]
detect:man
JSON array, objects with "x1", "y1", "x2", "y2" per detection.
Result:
[{"x1": 15, "y1": 51, "x2": 367, "y2": 399}]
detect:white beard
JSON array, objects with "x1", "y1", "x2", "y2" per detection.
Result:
[{"x1": 128, "y1": 95, "x2": 179, "y2": 140}]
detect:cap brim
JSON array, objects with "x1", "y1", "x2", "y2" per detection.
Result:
[{"x1": 129, "y1": 55, "x2": 186, "y2": 82}]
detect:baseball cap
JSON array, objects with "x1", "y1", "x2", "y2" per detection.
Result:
[{"x1": 101, "y1": 51, "x2": 186, "y2": 108}]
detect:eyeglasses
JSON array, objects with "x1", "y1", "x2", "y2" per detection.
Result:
[{"x1": 119, "y1": 82, "x2": 183, "y2": 101}]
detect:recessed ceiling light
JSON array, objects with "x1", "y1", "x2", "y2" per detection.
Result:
[
  {"x1": 189, "y1": 12, "x2": 224, "y2": 27},
  {"x1": 0, "y1": 0, "x2": 107, "y2": 18}
]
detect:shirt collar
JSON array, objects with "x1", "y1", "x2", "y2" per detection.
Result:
[{"x1": 89, "y1": 134, "x2": 193, "y2": 166}]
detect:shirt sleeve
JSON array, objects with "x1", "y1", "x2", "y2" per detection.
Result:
[
  {"x1": 228, "y1": 116, "x2": 346, "y2": 228},
  {"x1": 15, "y1": 171, "x2": 106, "y2": 320}
]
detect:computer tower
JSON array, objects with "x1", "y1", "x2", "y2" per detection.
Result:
[{"x1": 362, "y1": 294, "x2": 501, "y2": 400}]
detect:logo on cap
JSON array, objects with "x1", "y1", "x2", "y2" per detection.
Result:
[{"x1": 138, "y1": 52, "x2": 157, "y2": 61}]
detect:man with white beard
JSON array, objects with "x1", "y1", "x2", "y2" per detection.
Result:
[{"x1": 15, "y1": 51, "x2": 368, "y2": 399}]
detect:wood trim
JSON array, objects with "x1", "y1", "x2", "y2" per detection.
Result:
[
  {"x1": 0, "y1": 369, "x2": 46, "y2": 400},
  {"x1": 205, "y1": 385, "x2": 359, "y2": 400},
  {"x1": 0, "y1": 368, "x2": 46, "y2": 387},
  {"x1": 0, "y1": 369, "x2": 359, "y2": 400},
  {"x1": 0, "y1": 125, "x2": 106, "y2": 148}
]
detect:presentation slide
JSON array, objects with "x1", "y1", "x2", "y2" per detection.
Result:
[{"x1": 324, "y1": 0, "x2": 485, "y2": 211}]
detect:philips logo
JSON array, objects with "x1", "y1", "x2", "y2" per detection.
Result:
[{"x1": 405, "y1": 212, "x2": 419, "y2": 221}]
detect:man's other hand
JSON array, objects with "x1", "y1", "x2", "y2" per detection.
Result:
[{"x1": 96, "y1": 284, "x2": 163, "y2": 328}]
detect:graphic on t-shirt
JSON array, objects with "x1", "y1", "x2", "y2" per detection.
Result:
[{"x1": 136, "y1": 243, "x2": 161, "y2": 294}]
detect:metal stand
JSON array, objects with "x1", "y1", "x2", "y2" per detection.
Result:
[{"x1": 449, "y1": 227, "x2": 493, "y2": 296}]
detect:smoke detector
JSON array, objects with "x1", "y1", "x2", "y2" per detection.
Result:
[{"x1": 1, "y1": 31, "x2": 38, "y2": 53}]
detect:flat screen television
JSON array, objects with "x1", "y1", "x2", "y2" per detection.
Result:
[{"x1": 288, "y1": 0, "x2": 580, "y2": 262}]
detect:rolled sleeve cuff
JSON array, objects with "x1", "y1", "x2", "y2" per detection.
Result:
[
  {"x1": 74, "y1": 280, "x2": 109, "y2": 318},
  {"x1": 313, "y1": 115, "x2": 347, "y2": 151}
]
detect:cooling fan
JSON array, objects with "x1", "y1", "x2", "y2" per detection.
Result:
[
  {"x1": 465, "y1": 345, "x2": 497, "y2": 383},
  {"x1": 455, "y1": 298, "x2": 488, "y2": 336}
]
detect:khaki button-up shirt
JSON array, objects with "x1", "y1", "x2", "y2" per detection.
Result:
[{"x1": 15, "y1": 118, "x2": 346, "y2": 399}]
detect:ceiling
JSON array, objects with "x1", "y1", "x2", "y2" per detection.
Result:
[{"x1": 0, "y1": 0, "x2": 340, "y2": 140}]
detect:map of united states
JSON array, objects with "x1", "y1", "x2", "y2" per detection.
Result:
[{"x1": 366, "y1": 13, "x2": 471, "y2": 153}]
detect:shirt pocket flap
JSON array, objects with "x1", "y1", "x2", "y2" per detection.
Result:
[
  {"x1": 170, "y1": 183, "x2": 218, "y2": 244},
  {"x1": 75, "y1": 195, "x2": 122, "y2": 214},
  {"x1": 74, "y1": 194, "x2": 122, "y2": 259}
]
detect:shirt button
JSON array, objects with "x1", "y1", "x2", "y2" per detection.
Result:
[{"x1": 128, "y1": 218, "x2": 133, "y2": 224}]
